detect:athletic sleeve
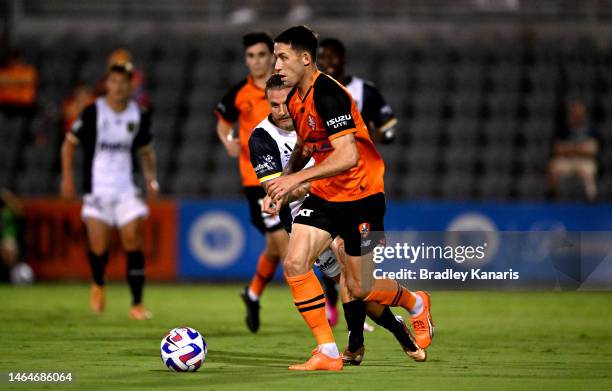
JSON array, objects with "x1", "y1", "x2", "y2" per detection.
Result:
[
  {"x1": 362, "y1": 81, "x2": 397, "y2": 144},
  {"x1": 313, "y1": 76, "x2": 357, "y2": 139},
  {"x1": 133, "y1": 108, "x2": 153, "y2": 148},
  {"x1": 214, "y1": 79, "x2": 246, "y2": 124},
  {"x1": 362, "y1": 81, "x2": 396, "y2": 128},
  {"x1": 249, "y1": 127, "x2": 283, "y2": 183},
  {"x1": 69, "y1": 103, "x2": 97, "y2": 147}
]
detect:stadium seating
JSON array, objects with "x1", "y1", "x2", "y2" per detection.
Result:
[{"x1": 1, "y1": 29, "x2": 609, "y2": 202}]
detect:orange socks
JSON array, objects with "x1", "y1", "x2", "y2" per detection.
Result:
[
  {"x1": 248, "y1": 254, "x2": 278, "y2": 299},
  {"x1": 365, "y1": 279, "x2": 417, "y2": 310},
  {"x1": 286, "y1": 269, "x2": 335, "y2": 345}
]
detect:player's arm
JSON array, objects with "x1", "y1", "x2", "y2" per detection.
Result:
[
  {"x1": 267, "y1": 77, "x2": 360, "y2": 201},
  {"x1": 363, "y1": 81, "x2": 397, "y2": 144},
  {"x1": 215, "y1": 82, "x2": 243, "y2": 158},
  {"x1": 60, "y1": 104, "x2": 95, "y2": 199},
  {"x1": 283, "y1": 136, "x2": 312, "y2": 175},
  {"x1": 138, "y1": 145, "x2": 159, "y2": 198},
  {"x1": 135, "y1": 110, "x2": 159, "y2": 198},
  {"x1": 216, "y1": 119, "x2": 240, "y2": 158},
  {"x1": 60, "y1": 133, "x2": 77, "y2": 199}
]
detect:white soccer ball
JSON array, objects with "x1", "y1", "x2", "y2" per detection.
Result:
[
  {"x1": 160, "y1": 327, "x2": 207, "y2": 372},
  {"x1": 10, "y1": 263, "x2": 34, "y2": 285}
]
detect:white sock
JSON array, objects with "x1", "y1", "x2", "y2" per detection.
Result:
[
  {"x1": 409, "y1": 293, "x2": 423, "y2": 317},
  {"x1": 318, "y1": 343, "x2": 339, "y2": 358},
  {"x1": 247, "y1": 288, "x2": 259, "y2": 302}
]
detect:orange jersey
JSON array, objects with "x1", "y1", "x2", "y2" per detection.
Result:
[
  {"x1": 287, "y1": 71, "x2": 385, "y2": 202},
  {"x1": 215, "y1": 75, "x2": 270, "y2": 187}
]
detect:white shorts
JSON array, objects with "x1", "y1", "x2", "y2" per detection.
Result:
[
  {"x1": 315, "y1": 248, "x2": 341, "y2": 279},
  {"x1": 81, "y1": 193, "x2": 149, "y2": 227}
]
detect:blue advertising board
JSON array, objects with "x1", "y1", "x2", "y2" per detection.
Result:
[{"x1": 178, "y1": 200, "x2": 612, "y2": 286}]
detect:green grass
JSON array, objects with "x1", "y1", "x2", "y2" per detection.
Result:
[{"x1": 1, "y1": 284, "x2": 611, "y2": 390}]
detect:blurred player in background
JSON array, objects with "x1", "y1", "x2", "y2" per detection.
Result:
[
  {"x1": 95, "y1": 48, "x2": 150, "y2": 109},
  {"x1": 251, "y1": 74, "x2": 424, "y2": 366},
  {"x1": 269, "y1": 26, "x2": 431, "y2": 370},
  {"x1": 214, "y1": 32, "x2": 285, "y2": 333},
  {"x1": 60, "y1": 63, "x2": 158, "y2": 320},
  {"x1": 317, "y1": 38, "x2": 399, "y2": 328}
]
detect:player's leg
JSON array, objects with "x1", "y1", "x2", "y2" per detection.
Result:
[
  {"x1": 284, "y1": 222, "x2": 341, "y2": 370},
  {"x1": 82, "y1": 195, "x2": 113, "y2": 314},
  {"x1": 241, "y1": 186, "x2": 287, "y2": 332},
  {"x1": 322, "y1": 275, "x2": 339, "y2": 326},
  {"x1": 340, "y1": 193, "x2": 434, "y2": 349},
  {"x1": 242, "y1": 227, "x2": 287, "y2": 332},
  {"x1": 116, "y1": 195, "x2": 151, "y2": 320},
  {"x1": 83, "y1": 217, "x2": 112, "y2": 314}
]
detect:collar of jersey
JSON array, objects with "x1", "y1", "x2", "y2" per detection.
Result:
[{"x1": 297, "y1": 70, "x2": 321, "y2": 102}]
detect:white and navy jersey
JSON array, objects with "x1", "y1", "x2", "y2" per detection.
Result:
[
  {"x1": 69, "y1": 97, "x2": 152, "y2": 196},
  {"x1": 248, "y1": 115, "x2": 313, "y2": 219},
  {"x1": 344, "y1": 75, "x2": 397, "y2": 141}
]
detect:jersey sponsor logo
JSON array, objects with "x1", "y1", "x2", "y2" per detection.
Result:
[
  {"x1": 127, "y1": 122, "x2": 136, "y2": 133},
  {"x1": 99, "y1": 141, "x2": 132, "y2": 152},
  {"x1": 326, "y1": 114, "x2": 352, "y2": 129},
  {"x1": 296, "y1": 208, "x2": 314, "y2": 217},
  {"x1": 253, "y1": 154, "x2": 276, "y2": 175}
]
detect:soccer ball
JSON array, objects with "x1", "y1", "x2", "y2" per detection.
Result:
[{"x1": 160, "y1": 327, "x2": 207, "y2": 372}]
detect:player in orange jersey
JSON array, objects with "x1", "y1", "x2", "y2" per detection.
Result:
[
  {"x1": 265, "y1": 26, "x2": 433, "y2": 370},
  {"x1": 214, "y1": 32, "x2": 288, "y2": 333}
]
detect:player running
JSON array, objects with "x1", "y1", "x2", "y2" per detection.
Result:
[
  {"x1": 60, "y1": 62, "x2": 158, "y2": 320},
  {"x1": 317, "y1": 37, "x2": 399, "y2": 330},
  {"x1": 214, "y1": 32, "x2": 287, "y2": 333},
  {"x1": 251, "y1": 74, "x2": 425, "y2": 366},
  {"x1": 267, "y1": 26, "x2": 433, "y2": 371}
]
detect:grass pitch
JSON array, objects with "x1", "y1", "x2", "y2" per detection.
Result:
[{"x1": 1, "y1": 283, "x2": 611, "y2": 390}]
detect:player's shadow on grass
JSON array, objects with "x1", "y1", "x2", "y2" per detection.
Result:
[{"x1": 209, "y1": 349, "x2": 302, "y2": 366}]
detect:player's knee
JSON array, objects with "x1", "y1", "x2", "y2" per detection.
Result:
[
  {"x1": 346, "y1": 278, "x2": 368, "y2": 299},
  {"x1": 283, "y1": 254, "x2": 308, "y2": 277},
  {"x1": 121, "y1": 231, "x2": 142, "y2": 251}
]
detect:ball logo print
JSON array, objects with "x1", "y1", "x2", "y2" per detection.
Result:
[{"x1": 160, "y1": 327, "x2": 207, "y2": 372}]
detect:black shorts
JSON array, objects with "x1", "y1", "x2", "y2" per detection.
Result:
[
  {"x1": 293, "y1": 192, "x2": 386, "y2": 256},
  {"x1": 244, "y1": 186, "x2": 291, "y2": 234}
]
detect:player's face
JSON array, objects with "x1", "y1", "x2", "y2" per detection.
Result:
[
  {"x1": 317, "y1": 46, "x2": 344, "y2": 80},
  {"x1": 268, "y1": 87, "x2": 293, "y2": 131},
  {"x1": 105, "y1": 72, "x2": 132, "y2": 104},
  {"x1": 245, "y1": 43, "x2": 274, "y2": 78},
  {"x1": 274, "y1": 42, "x2": 306, "y2": 88}
]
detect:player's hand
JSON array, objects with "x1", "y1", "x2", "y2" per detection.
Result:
[
  {"x1": 146, "y1": 178, "x2": 160, "y2": 199},
  {"x1": 225, "y1": 137, "x2": 240, "y2": 158},
  {"x1": 60, "y1": 177, "x2": 75, "y2": 200},
  {"x1": 267, "y1": 174, "x2": 301, "y2": 202},
  {"x1": 261, "y1": 194, "x2": 279, "y2": 215}
]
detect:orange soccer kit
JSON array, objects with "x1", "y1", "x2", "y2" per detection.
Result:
[{"x1": 285, "y1": 71, "x2": 421, "y2": 346}]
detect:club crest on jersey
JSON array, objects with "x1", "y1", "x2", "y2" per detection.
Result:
[
  {"x1": 308, "y1": 115, "x2": 316, "y2": 130},
  {"x1": 359, "y1": 222, "x2": 370, "y2": 239},
  {"x1": 127, "y1": 122, "x2": 136, "y2": 133}
]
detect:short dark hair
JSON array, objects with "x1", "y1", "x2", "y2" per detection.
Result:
[
  {"x1": 275, "y1": 25, "x2": 318, "y2": 62},
  {"x1": 107, "y1": 62, "x2": 134, "y2": 80},
  {"x1": 265, "y1": 74, "x2": 285, "y2": 97},
  {"x1": 319, "y1": 38, "x2": 345, "y2": 58},
  {"x1": 243, "y1": 32, "x2": 274, "y2": 53}
]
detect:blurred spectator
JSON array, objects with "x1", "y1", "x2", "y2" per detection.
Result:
[
  {"x1": 61, "y1": 82, "x2": 95, "y2": 133},
  {"x1": 287, "y1": 0, "x2": 312, "y2": 23},
  {"x1": 548, "y1": 100, "x2": 600, "y2": 201},
  {"x1": 0, "y1": 188, "x2": 33, "y2": 284},
  {"x1": 0, "y1": 48, "x2": 38, "y2": 117},
  {"x1": 94, "y1": 48, "x2": 149, "y2": 109}
]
